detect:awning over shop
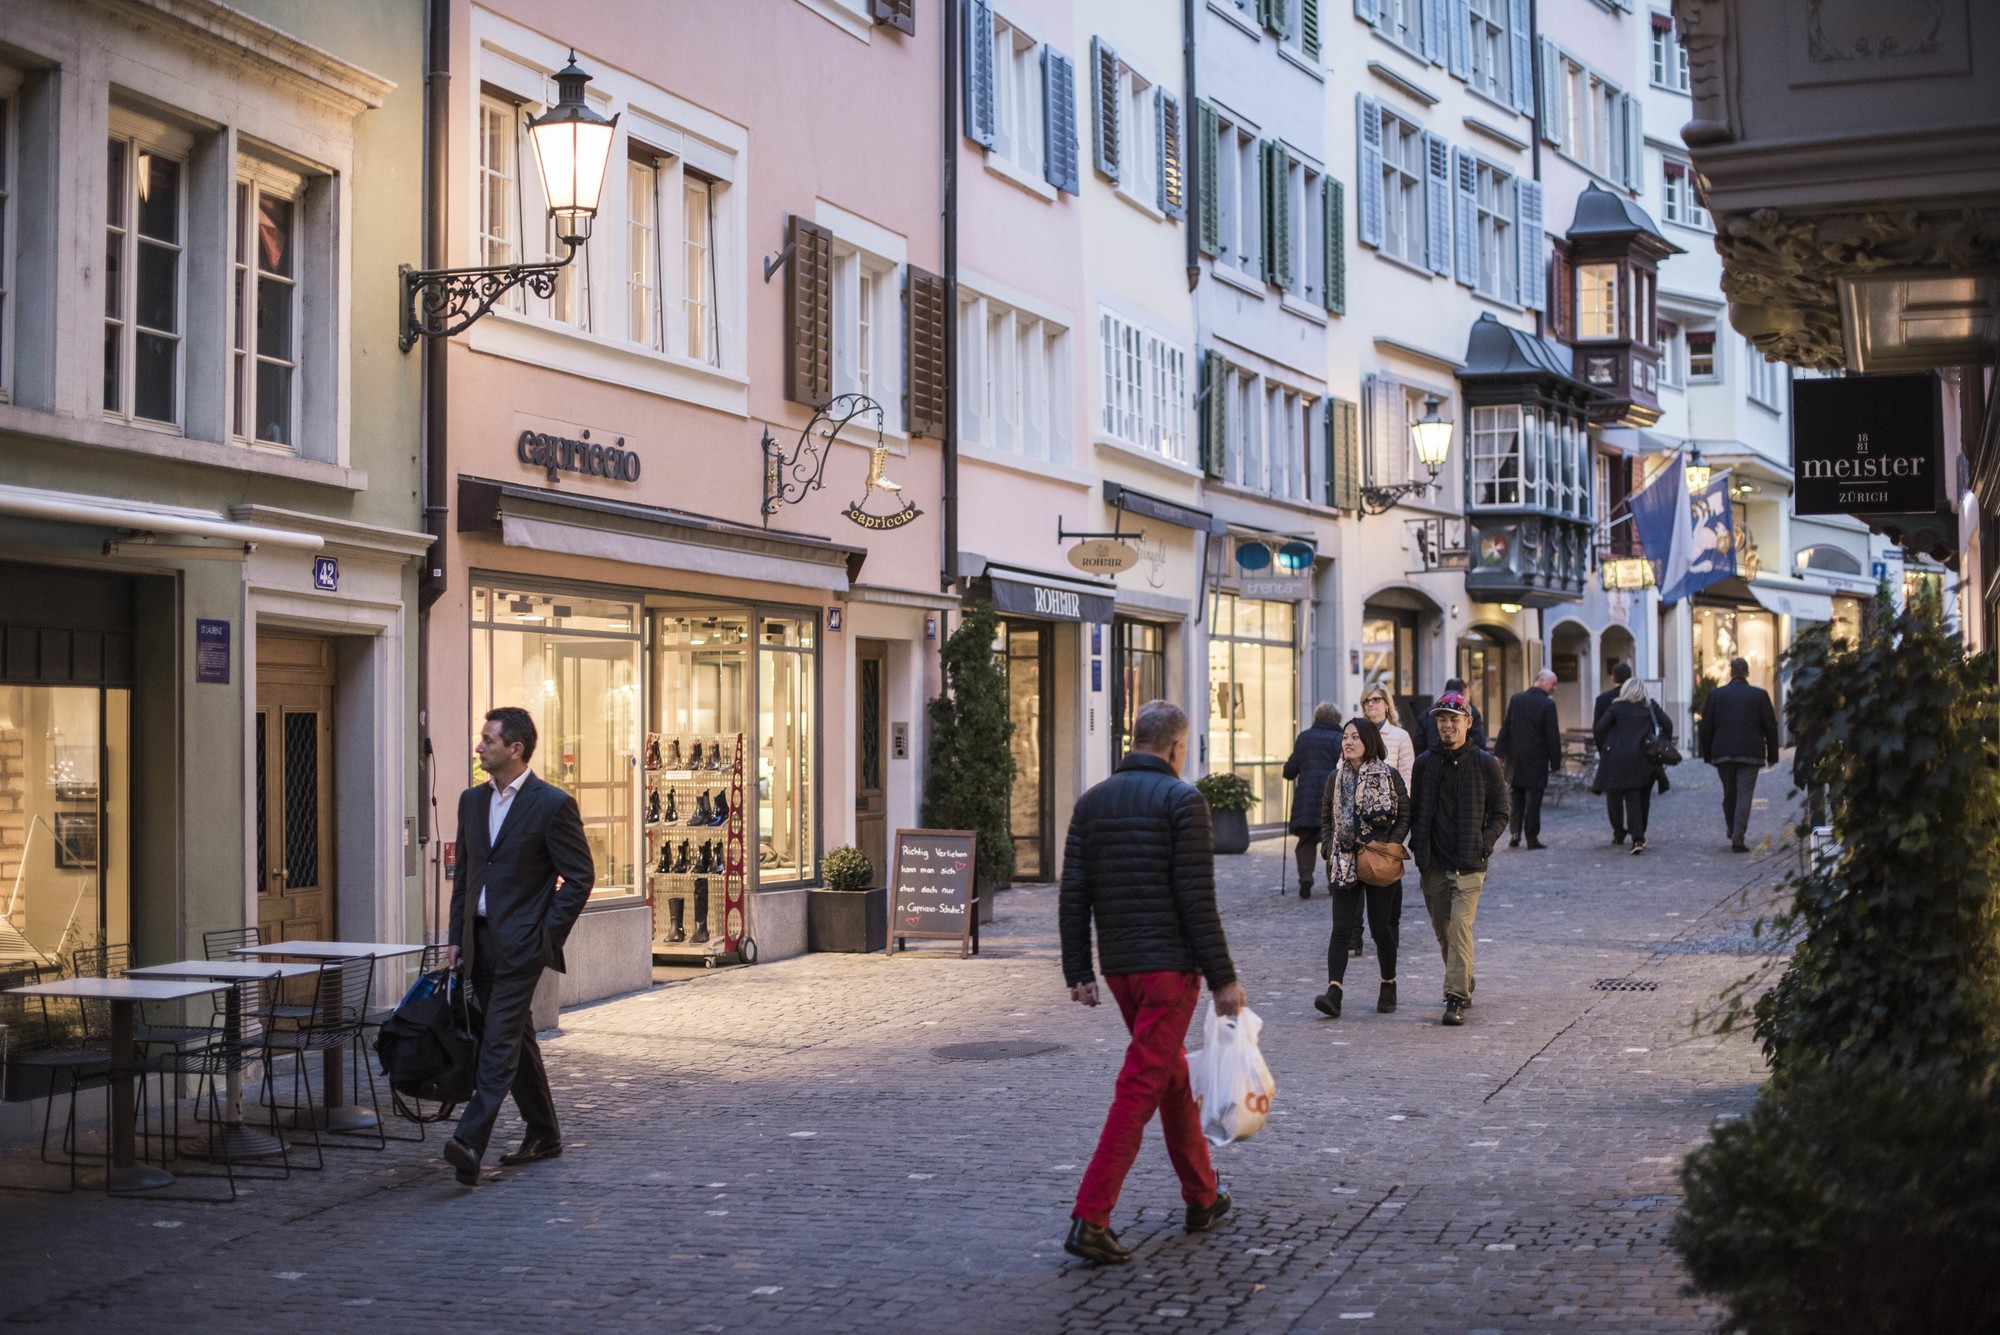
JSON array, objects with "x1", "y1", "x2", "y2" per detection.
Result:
[
  {"x1": 1102, "y1": 481, "x2": 1225, "y2": 534},
  {"x1": 1749, "y1": 581, "x2": 1836, "y2": 623},
  {"x1": 970, "y1": 559, "x2": 1117, "y2": 623},
  {"x1": 459, "y1": 476, "x2": 864, "y2": 592}
]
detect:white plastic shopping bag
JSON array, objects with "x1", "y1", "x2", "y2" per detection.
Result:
[{"x1": 1187, "y1": 1003, "x2": 1276, "y2": 1146}]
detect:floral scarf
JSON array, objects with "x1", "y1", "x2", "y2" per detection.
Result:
[{"x1": 1325, "y1": 760, "x2": 1400, "y2": 888}]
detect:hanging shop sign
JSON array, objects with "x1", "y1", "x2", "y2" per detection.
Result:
[
  {"x1": 986, "y1": 572, "x2": 1116, "y2": 624},
  {"x1": 518, "y1": 428, "x2": 641, "y2": 485},
  {"x1": 844, "y1": 444, "x2": 923, "y2": 531},
  {"x1": 1066, "y1": 539, "x2": 1141, "y2": 576},
  {"x1": 1792, "y1": 373, "x2": 1943, "y2": 517}
]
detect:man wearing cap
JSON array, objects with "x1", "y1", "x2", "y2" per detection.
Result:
[{"x1": 1408, "y1": 691, "x2": 1509, "y2": 1027}]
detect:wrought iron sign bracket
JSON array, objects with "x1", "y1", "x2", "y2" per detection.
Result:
[
  {"x1": 761, "y1": 394, "x2": 886, "y2": 524},
  {"x1": 400, "y1": 244, "x2": 577, "y2": 351},
  {"x1": 1055, "y1": 516, "x2": 1144, "y2": 545},
  {"x1": 1358, "y1": 471, "x2": 1441, "y2": 516},
  {"x1": 761, "y1": 239, "x2": 796, "y2": 283}
]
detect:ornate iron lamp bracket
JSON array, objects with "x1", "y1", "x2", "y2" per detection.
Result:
[
  {"x1": 399, "y1": 245, "x2": 577, "y2": 351},
  {"x1": 760, "y1": 394, "x2": 886, "y2": 523},
  {"x1": 1358, "y1": 467, "x2": 1442, "y2": 516}
]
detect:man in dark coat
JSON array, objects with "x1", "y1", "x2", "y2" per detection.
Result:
[
  {"x1": 1697, "y1": 657, "x2": 1781, "y2": 852},
  {"x1": 1060, "y1": 700, "x2": 1244, "y2": 1266},
  {"x1": 1592, "y1": 662, "x2": 1634, "y2": 834},
  {"x1": 1594, "y1": 662, "x2": 1632, "y2": 729},
  {"x1": 1281, "y1": 703, "x2": 1344, "y2": 898},
  {"x1": 1495, "y1": 670, "x2": 1562, "y2": 849},
  {"x1": 1408, "y1": 692, "x2": 1509, "y2": 1028},
  {"x1": 444, "y1": 707, "x2": 595, "y2": 1186}
]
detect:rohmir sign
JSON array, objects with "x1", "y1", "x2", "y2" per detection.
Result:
[
  {"x1": 1066, "y1": 539, "x2": 1140, "y2": 576},
  {"x1": 1792, "y1": 372, "x2": 1944, "y2": 517}
]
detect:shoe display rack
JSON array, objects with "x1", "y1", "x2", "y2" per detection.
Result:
[{"x1": 646, "y1": 731, "x2": 752, "y2": 965}]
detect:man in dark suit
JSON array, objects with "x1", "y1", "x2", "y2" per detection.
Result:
[
  {"x1": 443, "y1": 707, "x2": 595, "y2": 1186},
  {"x1": 1496, "y1": 670, "x2": 1562, "y2": 849},
  {"x1": 1414, "y1": 678, "x2": 1486, "y2": 753},
  {"x1": 1697, "y1": 657, "x2": 1781, "y2": 852},
  {"x1": 1592, "y1": 663, "x2": 1633, "y2": 840},
  {"x1": 1594, "y1": 662, "x2": 1632, "y2": 730}
]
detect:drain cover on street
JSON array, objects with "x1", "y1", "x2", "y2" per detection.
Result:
[
  {"x1": 931, "y1": 1040, "x2": 1066, "y2": 1061},
  {"x1": 1594, "y1": 978, "x2": 1660, "y2": 991}
]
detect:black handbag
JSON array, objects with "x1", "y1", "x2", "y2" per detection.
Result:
[
  {"x1": 374, "y1": 968, "x2": 477, "y2": 1120},
  {"x1": 1642, "y1": 704, "x2": 1683, "y2": 767}
]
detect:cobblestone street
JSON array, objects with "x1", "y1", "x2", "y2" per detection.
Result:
[{"x1": 0, "y1": 767, "x2": 1797, "y2": 1334}]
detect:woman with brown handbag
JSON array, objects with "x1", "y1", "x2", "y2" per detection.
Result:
[{"x1": 1313, "y1": 718, "x2": 1411, "y2": 1019}]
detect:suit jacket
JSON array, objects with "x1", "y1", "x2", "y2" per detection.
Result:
[
  {"x1": 1698, "y1": 678, "x2": 1781, "y2": 767},
  {"x1": 1593, "y1": 686, "x2": 1622, "y2": 731},
  {"x1": 1495, "y1": 688, "x2": 1562, "y2": 792},
  {"x1": 449, "y1": 773, "x2": 596, "y2": 976}
]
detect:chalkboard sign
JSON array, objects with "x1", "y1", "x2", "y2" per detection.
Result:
[{"x1": 887, "y1": 828, "x2": 978, "y2": 956}]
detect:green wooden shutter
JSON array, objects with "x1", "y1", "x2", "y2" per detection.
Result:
[
  {"x1": 1262, "y1": 141, "x2": 1293, "y2": 290},
  {"x1": 1195, "y1": 100, "x2": 1220, "y2": 257},
  {"x1": 1200, "y1": 350, "x2": 1227, "y2": 479},
  {"x1": 1329, "y1": 397, "x2": 1361, "y2": 512},
  {"x1": 1301, "y1": 0, "x2": 1322, "y2": 60},
  {"x1": 1322, "y1": 177, "x2": 1346, "y2": 315}
]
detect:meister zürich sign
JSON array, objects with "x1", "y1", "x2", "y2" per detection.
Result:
[
  {"x1": 518, "y1": 428, "x2": 641, "y2": 485},
  {"x1": 1792, "y1": 372, "x2": 1943, "y2": 517}
]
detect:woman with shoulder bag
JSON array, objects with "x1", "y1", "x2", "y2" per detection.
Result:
[
  {"x1": 1313, "y1": 718, "x2": 1410, "y2": 1019},
  {"x1": 1594, "y1": 677, "x2": 1674, "y2": 854}
]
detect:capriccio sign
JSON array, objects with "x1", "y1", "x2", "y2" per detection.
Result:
[{"x1": 518, "y1": 429, "x2": 642, "y2": 485}]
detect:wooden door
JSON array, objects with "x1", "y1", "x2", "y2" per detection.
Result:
[
  {"x1": 854, "y1": 639, "x2": 889, "y2": 884},
  {"x1": 255, "y1": 633, "x2": 336, "y2": 941}
]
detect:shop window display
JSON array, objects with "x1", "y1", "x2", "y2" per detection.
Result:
[
  {"x1": 0, "y1": 686, "x2": 131, "y2": 966},
  {"x1": 1206, "y1": 593, "x2": 1298, "y2": 826}
]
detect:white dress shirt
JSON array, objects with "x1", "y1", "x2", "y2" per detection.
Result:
[{"x1": 477, "y1": 768, "x2": 531, "y2": 917}]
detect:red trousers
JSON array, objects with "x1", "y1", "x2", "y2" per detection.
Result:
[{"x1": 1073, "y1": 970, "x2": 1219, "y2": 1227}]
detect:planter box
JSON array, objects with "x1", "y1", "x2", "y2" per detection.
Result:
[
  {"x1": 1212, "y1": 808, "x2": 1251, "y2": 855},
  {"x1": 808, "y1": 887, "x2": 889, "y2": 953}
]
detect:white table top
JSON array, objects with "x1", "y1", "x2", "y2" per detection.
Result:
[
  {"x1": 126, "y1": 960, "x2": 320, "y2": 982},
  {"x1": 230, "y1": 941, "x2": 425, "y2": 961},
  {"x1": 7, "y1": 977, "x2": 229, "y2": 1003}
]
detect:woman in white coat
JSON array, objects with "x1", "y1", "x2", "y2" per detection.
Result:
[{"x1": 1361, "y1": 685, "x2": 1416, "y2": 789}]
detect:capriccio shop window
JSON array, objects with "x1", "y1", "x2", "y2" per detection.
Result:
[
  {"x1": 104, "y1": 131, "x2": 186, "y2": 427},
  {"x1": 233, "y1": 171, "x2": 303, "y2": 450}
]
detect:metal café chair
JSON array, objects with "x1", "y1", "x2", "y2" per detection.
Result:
[
  {"x1": 0, "y1": 961, "x2": 115, "y2": 1193},
  {"x1": 71, "y1": 944, "x2": 212, "y2": 1055},
  {"x1": 259, "y1": 956, "x2": 384, "y2": 1169},
  {"x1": 141, "y1": 976, "x2": 293, "y2": 1201}
]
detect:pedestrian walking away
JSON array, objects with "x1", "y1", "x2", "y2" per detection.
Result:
[
  {"x1": 1495, "y1": 670, "x2": 1562, "y2": 849},
  {"x1": 1594, "y1": 678, "x2": 1672, "y2": 854},
  {"x1": 442, "y1": 707, "x2": 596, "y2": 1186},
  {"x1": 1697, "y1": 657, "x2": 1781, "y2": 852},
  {"x1": 1592, "y1": 663, "x2": 1634, "y2": 838},
  {"x1": 1312, "y1": 718, "x2": 1409, "y2": 1019},
  {"x1": 1281, "y1": 703, "x2": 1345, "y2": 899},
  {"x1": 1414, "y1": 677, "x2": 1487, "y2": 754},
  {"x1": 1059, "y1": 700, "x2": 1244, "y2": 1265},
  {"x1": 1408, "y1": 692, "x2": 1508, "y2": 1027}
]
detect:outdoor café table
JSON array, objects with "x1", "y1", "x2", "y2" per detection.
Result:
[
  {"x1": 3, "y1": 976, "x2": 228, "y2": 1192},
  {"x1": 124, "y1": 959, "x2": 318, "y2": 1160},
  {"x1": 228, "y1": 941, "x2": 424, "y2": 1131}
]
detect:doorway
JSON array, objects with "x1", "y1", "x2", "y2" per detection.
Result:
[
  {"x1": 255, "y1": 633, "x2": 336, "y2": 942},
  {"x1": 999, "y1": 621, "x2": 1053, "y2": 881},
  {"x1": 1110, "y1": 618, "x2": 1166, "y2": 766},
  {"x1": 854, "y1": 639, "x2": 889, "y2": 883}
]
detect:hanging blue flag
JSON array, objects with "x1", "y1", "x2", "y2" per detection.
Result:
[
  {"x1": 1677, "y1": 472, "x2": 1737, "y2": 601},
  {"x1": 1628, "y1": 455, "x2": 1691, "y2": 600}
]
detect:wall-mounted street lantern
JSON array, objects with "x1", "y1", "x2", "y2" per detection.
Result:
[
  {"x1": 1683, "y1": 442, "x2": 1712, "y2": 493},
  {"x1": 1359, "y1": 395, "x2": 1454, "y2": 515},
  {"x1": 400, "y1": 53, "x2": 619, "y2": 350}
]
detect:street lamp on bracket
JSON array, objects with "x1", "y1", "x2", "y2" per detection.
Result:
[
  {"x1": 1358, "y1": 395, "x2": 1455, "y2": 515},
  {"x1": 400, "y1": 54, "x2": 619, "y2": 351}
]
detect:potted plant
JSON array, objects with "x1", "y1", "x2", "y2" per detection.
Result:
[
  {"x1": 923, "y1": 600, "x2": 1015, "y2": 923},
  {"x1": 808, "y1": 845, "x2": 888, "y2": 953},
  {"x1": 1195, "y1": 773, "x2": 1257, "y2": 855}
]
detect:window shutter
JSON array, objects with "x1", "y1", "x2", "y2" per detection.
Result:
[
  {"x1": 1301, "y1": 0, "x2": 1322, "y2": 60},
  {"x1": 905, "y1": 266, "x2": 949, "y2": 438},
  {"x1": 1158, "y1": 91, "x2": 1186, "y2": 218},
  {"x1": 1423, "y1": 0, "x2": 1447, "y2": 64},
  {"x1": 964, "y1": 0, "x2": 996, "y2": 148},
  {"x1": 1365, "y1": 373, "x2": 1405, "y2": 486},
  {"x1": 1452, "y1": 147, "x2": 1479, "y2": 287},
  {"x1": 1043, "y1": 47, "x2": 1081, "y2": 193},
  {"x1": 1355, "y1": 0, "x2": 1381, "y2": 25},
  {"x1": 1329, "y1": 397, "x2": 1361, "y2": 511},
  {"x1": 1258, "y1": 0, "x2": 1281, "y2": 33},
  {"x1": 1195, "y1": 100, "x2": 1220, "y2": 255},
  {"x1": 1258, "y1": 140, "x2": 1277, "y2": 285},
  {"x1": 1322, "y1": 177, "x2": 1346, "y2": 315},
  {"x1": 1448, "y1": 0, "x2": 1472, "y2": 81},
  {"x1": 1423, "y1": 131, "x2": 1451, "y2": 276},
  {"x1": 1091, "y1": 37, "x2": 1121, "y2": 183},
  {"x1": 1263, "y1": 141, "x2": 1293, "y2": 289},
  {"x1": 1516, "y1": 177, "x2": 1545, "y2": 310},
  {"x1": 1356, "y1": 95, "x2": 1384, "y2": 249},
  {"x1": 784, "y1": 215, "x2": 834, "y2": 408},
  {"x1": 1507, "y1": 0, "x2": 1534, "y2": 115},
  {"x1": 870, "y1": 0, "x2": 916, "y2": 35},
  {"x1": 1199, "y1": 350, "x2": 1227, "y2": 479},
  {"x1": 1622, "y1": 92, "x2": 1644, "y2": 190},
  {"x1": 1538, "y1": 38, "x2": 1563, "y2": 147}
]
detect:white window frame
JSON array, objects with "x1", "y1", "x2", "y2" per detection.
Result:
[
  {"x1": 0, "y1": 78, "x2": 16, "y2": 403},
  {"x1": 104, "y1": 110, "x2": 193, "y2": 431},
  {"x1": 1576, "y1": 261, "x2": 1620, "y2": 340},
  {"x1": 1657, "y1": 318, "x2": 1685, "y2": 388},
  {"x1": 1234, "y1": 122, "x2": 1262, "y2": 279},
  {"x1": 1745, "y1": 335, "x2": 1786, "y2": 411},
  {"x1": 1661, "y1": 159, "x2": 1710, "y2": 231},
  {"x1": 1474, "y1": 158, "x2": 1516, "y2": 303},
  {"x1": 1687, "y1": 327, "x2": 1719, "y2": 382},
  {"x1": 990, "y1": 10, "x2": 1046, "y2": 181},
  {"x1": 1383, "y1": 0, "x2": 1426, "y2": 58},
  {"x1": 1650, "y1": 18, "x2": 1691, "y2": 93},
  {"x1": 832, "y1": 243, "x2": 899, "y2": 418},
  {"x1": 1115, "y1": 64, "x2": 1159, "y2": 216},
  {"x1": 626, "y1": 149, "x2": 663, "y2": 351},
  {"x1": 1380, "y1": 107, "x2": 1426, "y2": 270},
  {"x1": 1225, "y1": 367, "x2": 1260, "y2": 491},
  {"x1": 1096, "y1": 307, "x2": 1189, "y2": 465},
  {"x1": 682, "y1": 170, "x2": 720, "y2": 367},
  {"x1": 1468, "y1": 0, "x2": 1510, "y2": 104},
  {"x1": 959, "y1": 280, "x2": 1071, "y2": 465},
  {"x1": 232, "y1": 160, "x2": 306, "y2": 453},
  {"x1": 477, "y1": 93, "x2": 523, "y2": 306},
  {"x1": 1298, "y1": 161, "x2": 1325, "y2": 307},
  {"x1": 1468, "y1": 404, "x2": 1522, "y2": 508}
]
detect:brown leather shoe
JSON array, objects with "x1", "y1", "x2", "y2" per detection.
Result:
[{"x1": 498, "y1": 1136, "x2": 563, "y2": 1166}]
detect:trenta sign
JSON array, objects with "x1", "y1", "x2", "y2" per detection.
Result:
[{"x1": 1792, "y1": 372, "x2": 1943, "y2": 517}]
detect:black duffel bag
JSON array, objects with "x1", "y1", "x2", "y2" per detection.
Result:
[{"x1": 375, "y1": 967, "x2": 477, "y2": 1122}]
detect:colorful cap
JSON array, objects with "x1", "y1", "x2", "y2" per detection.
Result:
[{"x1": 1430, "y1": 691, "x2": 1472, "y2": 717}]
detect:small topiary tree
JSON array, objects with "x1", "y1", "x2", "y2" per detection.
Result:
[
  {"x1": 821, "y1": 845, "x2": 873, "y2": 891},
  {"x1": 922, "y1": 600, "x2": 1016, "y2": 891}
]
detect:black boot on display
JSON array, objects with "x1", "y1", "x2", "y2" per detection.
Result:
[
  {"x1": 667, "y1": 738, "x2": 683, "y2": 768},
  {"x1": 647, "y1": 788, "x2": 661, "y2": 824},
  {"x1": 667, "y1": 898, "x2": 687, "y2": 943},
  {"x1": 655, "y1": 840, "x2": 672, "y2": 874},
  {"x1": 690, "y1": 791, "x2": 712, "y2": 825},
  {"x1": 688, "y1": 741, "x2": 704, "y2": 770},
  {"x1": 695, "y1": 841, "x2": 714, "y2": 875},
  {"x1": 691, "y1": 879, "x2": 711, "y2": 944},
  {"x1": 644, "y1": 734, "x2": 662, "y2": 769},
  {"x1": 706, "y1": 739, "x2": 725, "y2": 770},
  {"x1": 664, "y1": 789, "x2": 679, "y2": 823},
  {"x1": 710, "y1": 791, "x2": 731, "y2": 826},
  {"x1": 673, "y1": 840, "x2": 691, "y2": 875}
]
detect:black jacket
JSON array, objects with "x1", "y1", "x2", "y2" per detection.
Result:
[
  {"x1": 1698, "y1": 678, "x2": 1780, "y2": 767},
  {"x1": 1415, "y1": 703, "x2": 1487, "y2": 754},
  {"x1": 1281, "y1": 720, "x2": 1344, "y2": 831},
  {"x1": 1058, "y1": 753, "x2": 1237, "y2": 990},
  {"x1": 1595, "y1": 700, "x2": 1673, "y2": 791},
  {"x1": 1409, "y1": 743, "x2": 1509, "y2": 875},
  {"x1": 1495, "y1": 688, "x2": 1562, "y2": 792},
  {"x1": 449, "y1": 773, "x2": 596, "y2": 976},
  {"x1": 1593, "y1": 685, "x2": 1622, "y2": 731}
]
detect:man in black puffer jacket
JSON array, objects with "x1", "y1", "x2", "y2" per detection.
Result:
[
  {"x1": 1409, "y1": 692, "x2": 1509, "y2": 1028},
  {"x1": 1060, "y1": 700, "x2": 1244, "y2": 1267}
]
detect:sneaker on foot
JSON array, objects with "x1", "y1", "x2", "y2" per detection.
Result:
[{"x1": 1631, "y1": 838, "x2": 1647, "y2": 854}]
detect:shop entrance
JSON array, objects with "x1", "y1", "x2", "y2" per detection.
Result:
[
  {"x1": 255, "y1": 633, "x2": 336, "y2": 943},
  {"x1": 1359, "y1": 603, "x2": 1421, "y2": 726},
  {"x1": 855, "y1": 639, "x2": 889, "y2": 883},
  {"x1": 1456, "y1": 625, "x2": 1518, "y2": 732},
  {"x1": 999, "y1": 621, "x2": 1054, "y2": 881},
  {"x1": 1111, "y1": 618, "x2": 1167, "y2": 765}
]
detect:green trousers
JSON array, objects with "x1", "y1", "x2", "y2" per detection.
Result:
[{"x1": 1419, "y1": 865, "x2": 1483, "y2": 1002}]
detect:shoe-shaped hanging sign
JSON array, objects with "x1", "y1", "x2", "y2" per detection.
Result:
[
  {"x1": 761, "y1": 393, "x2": 923, "y2": 531},
  {"x1": 845, "y1": 442, "x2": 923, "y2": 531}
]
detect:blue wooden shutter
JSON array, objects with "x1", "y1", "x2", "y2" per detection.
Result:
[
  {"x1": 1090, "y1": 36, "x2": 1120, "y2": 183},
  {"x1": 1423, "y1": 0, "x2": 1447, "y2": 64},
  {"x1": 1158, "y1": 91, "x2": 1186, "y2": 218},
  {"x1": 1322, "y1": 177, "x2": 1346, "y2": 314},
  {"x1": 1452, "y1": 147, "x2": 1479, "y2": 287},
  {"x1": 1356, "y1": 95, "x2": 1384, "y2": 248},
  {"x1": 1622, "y1": 93, "x2": 1644, "y2": 190},
  {"x1": 964, "y1": 0, "x2": 996, "y2": 148},
  {"x1": 1508, "y1": 0, "x2": 1534, "y2": 114},
  {"x1": 1043, "y1": 47, "x2": 1080, "y2": 194},
  {"x1": 1448, "y1": 0, "x2": 1472, "y2": 81},
  {"x1": 1301, "y1": 0, "x2": 1322, "y2": 60},
  {"x1": 1423, "y1": 131, "x2": 1451, "y2": 275},
  {"x1": 1354, "y1": 0, "x2": 1380, "y2": 24},
  {"x1": 1516, "y1": 177, "x2": 1544, "y2": 309},
  {"x1": 1538, "y1": 37, "x2": 1563, "y2": 147}
]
